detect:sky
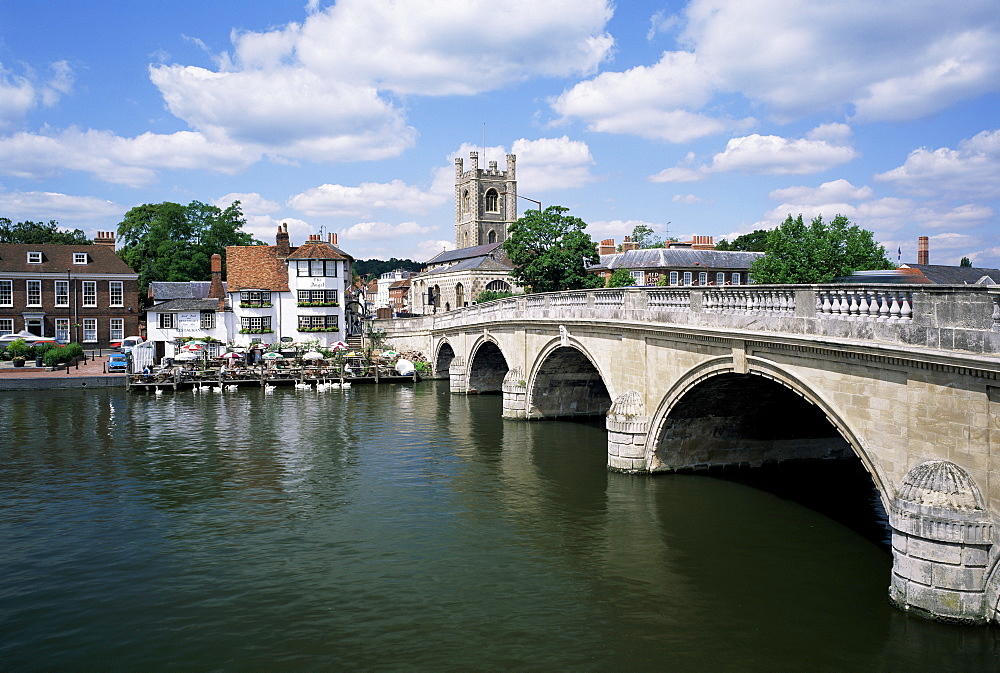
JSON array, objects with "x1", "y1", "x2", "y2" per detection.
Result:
[{"x1": 0, "y1": 0, "x2": 997, "y2": 267}]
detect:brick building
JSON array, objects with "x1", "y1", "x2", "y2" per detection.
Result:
[{"x1": 0, "y1": 231, "x2": 140, "y2": 346}]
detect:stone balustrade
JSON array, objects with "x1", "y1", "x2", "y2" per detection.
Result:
[{"x1": 377, "y1": 284, "x2": 1000, "y2": 355}]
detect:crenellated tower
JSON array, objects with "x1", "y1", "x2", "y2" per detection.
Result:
[{"x1": 454, "y1": 152, "x2": 517, "y2": 249}]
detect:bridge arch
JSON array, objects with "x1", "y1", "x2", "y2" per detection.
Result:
[
  {"x1": 646, "y1": 356, "x2": 888, "y2": 504},
  {"x1": 466, "y1": 336, "x2": 509, "y2": 394},
  {"x1": 433, "y1": 339, "x2": 456, "y2": 379},
  {"x1": 525, "y1": 339, "x2": 613, "y2": 419}
]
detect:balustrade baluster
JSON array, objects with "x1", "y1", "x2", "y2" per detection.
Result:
[
  {"x1": 888, "y1": 292, "x2": 901, "y2": 323},
  {"x1": 848, "y1": 291, "x2": 860, "y2": 319},
  {"x1": 858, "y1": 290, "x2": 870, "y2": 318},
  {"x1": 899, "y1": 292, "x2": 912, "y2": 322}
]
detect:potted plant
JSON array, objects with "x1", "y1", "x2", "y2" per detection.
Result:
[{"x1": 11, "y1": 355, "x2": 25, "y2": 367}]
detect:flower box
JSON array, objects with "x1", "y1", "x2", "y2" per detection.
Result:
[
  {"x1": 296, "y1": 302, "x2": 340, "y2": 307},
  {"x1": 296, "y1": 327, "x2": 340, "y2": 332},
  {"x1": 240, "y1": 303, "x2": 273, "y2": 308},
  {"x1": 239, "y1": 328, "x2": 274, "y2": 334}
]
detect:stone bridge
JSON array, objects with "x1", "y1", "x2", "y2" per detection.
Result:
[{"x1": 376, "y1": 284, "x2": 1000, "y2": 625}]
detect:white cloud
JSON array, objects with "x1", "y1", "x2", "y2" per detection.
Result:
[
  {"x1": 769, "y1": 179, "x2": 873, "y2": 205},
  {"x1": 415, "y1": 239, "x2": 455, "y2": 260},
  {"x1": 875, "y1": 129, "x2": 1000, "y2": 199},
  {"x1": 0, "y1": 190, "x2": 123, "y2": 223},
  {"x1": 339, "y1": 220, "x2": 436, "y2": 241},
  {"x1": 0, "y1": 128, "x2": 259, "y2": 186},
  {"x1": 652, "y1": 126, "x2": 857, "y2": 181},
  {"x1": 551, "y1": 0, "x2": 1000, "y2": 137},
  {"x1": 672, "y1": 194, "x2": 704, "y2": 204},
  {"x1": 510, "y1": 137, "x2": 598, "y2": 192},
  {"x1": 0, "y1": 60, "x2": 74, "y2": 129},
  {"x1": 288, "y1": 180, "x2": 446, "y2": 218},
  {"x1": 213, "y1": 192, "x2": 281, "y2": 215},
  {"x1": 586, "y1": 219, "x2": 669, "y2": 241}
]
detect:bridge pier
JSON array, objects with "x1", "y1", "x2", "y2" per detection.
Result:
[
  {"x1": 448, "y1": 356, "x2": 466, "y2": 394},
  {"x1": 889, "y1": 461, "x2": 995, "y2": 624},
  {"x1": 502, "y1": 367, "x2": 528, "y2": 419},
  {"x1": 606, "y1": 391, "x2": 651, "y2": 473}
]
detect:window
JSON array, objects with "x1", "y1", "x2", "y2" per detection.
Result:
[
  {"x1": 485, "y1": 188, "x2": 499, "y2": 212},
  {"x1": 240, "y1": 316, "x2": 272, "y2": 333},
  {"x1": 240, "y1": 290, "x2": 272, "y2": 306},
  {"x1": 82, "y1": 281, "x2": 97, "y2": 307},
  {"x1": 630, "y1": 270, "x2": 645, "y2": 285},
  {"x1": 716, "y1": 272, "x2": 725, "y2": 285},
  {"x1": 109, "y1": 281, "x2": 123, "y2": 307},
  {"x1": 698, "y1": 272, "x2": 708, "y2": 286},
  {"x1": 462, "y1": 189, "x2": 470, "y2": 214},
  {"x1": 55, "y1": 280, "x2": 69, "y2": 307},
  {"x1": 27, "y1": 252, "x2": 42, "y2": 264},
  {"x1": 296, "y1": 260, "x2": 338, "y2": 277},
  {"x1": 669, "y1": 271, "x2": 678, "y2": 285},
  {"x1": 297, "y1": 289, "x2": 338, "y2": 305},
  {"x1": 732, "y1": 273, "x2": 741, "y2": 285},
  {"x1": 158, "y1": 313, "x2": 174, "y2": 329},
  {"x1": 0, "y1": 318, "x2": 12, "y2": 335},
  {"x1": 26, "y1": 280, "x2": 41, "y2": 306},
  {"x1": 0, "y1": 280, "x2": 11, "y2": 306},
  {"x1": 200, "y1": 311, "x2": 215, "y2": 329},
  {"x1": 55, "y1": 319, "x2": 68, "y2": 342},
  {"x1": 488, "y1": 230, "x2": 497, "y2": 244},
  {"x1": 297, "y1": 315, "x2": 339, "y2": 331},
  {"x1": 110, "y1": 318, "x2": 124, "y2": 342},
  {"x1": 485, "y1": 280, "x2": 511, "y2": 293},
  {"x1": 83, "y1": 318, "x2": 97, "y2": 342},
  {"x1": 73, "y1": 252, "x2": 88, "y2": 265},
  {"x1": 683, "y1": 272, "x2": 692, "y2": 285}
]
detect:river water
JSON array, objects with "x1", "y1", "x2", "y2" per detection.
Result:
[{"x1": 1, "y1": 381, "x2": 997, "y2": 671}]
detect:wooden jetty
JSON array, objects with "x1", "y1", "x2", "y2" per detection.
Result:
[{"x1": 126, "y1": 362, "x2": 419, "y2": 393}]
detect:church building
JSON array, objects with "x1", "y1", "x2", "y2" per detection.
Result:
[{"x1": 410, "y1": 152, "x2": 521, "y2": 314}]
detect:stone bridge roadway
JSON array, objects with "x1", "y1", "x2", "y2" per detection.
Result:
[{"x1": 376, "y1": 284, "x2": 1000, "y2": 625}]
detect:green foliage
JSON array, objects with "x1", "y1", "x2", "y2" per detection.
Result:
[
  {"x1": 503, "y1": 205, "x2": 603, "y2": 293},
  {"x1": 474, "y1": 290, "x2": 513, "y2": 303},
  {"x1": 960, "y1": 257, "x2": 972, "y2": 267},
  {"x1": 749, "y1": 214, "x2": 894, "y2": 284},
  {"x1": 43, "y1": 348, "x2": 64, "y2": 367},
  {"x1": 63, "y1": 342, "x2": 83, "y2": 359},
  {"x1": 353, "y1": 258, "x2": 422, "y2": 278},
  {"x1": 606, "y1": 267, "x2": 635, "y2": 287},
  {"x1": 117, "y1": 200, "x2": 263, "y2": 297},
  {"x1": 629, "y1": 223, "x2": 662, "y2": 249},
  {"x1": 0, "y1": 218, "x2": 91, "y2": 244},
  {"x1": 714, "y1": 229, "x2": 770, "y2": 252},
  {"x1": 5, "y1": 338, "x2": 29, "y2": 359}
]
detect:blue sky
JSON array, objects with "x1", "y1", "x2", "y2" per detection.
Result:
[{"x1": 1, "y1": 0, "x2": 997, "y2": 266}]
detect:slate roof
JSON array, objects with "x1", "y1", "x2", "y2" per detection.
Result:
[
  {"x1": 0, "y1": 243, "x2": 136, "y2": 275},
  {"x1": 426, "y1": 242, "x2": 503, "y2": 265},
  {"x1": 226, "y1": 245, "x2": 289, "y2": 292},
  {"x1": 419, "y1": 255, "x2": 513, "y2": 277},
  {"x1": 150, "y1": 281, "x2": 225, "y2": 300},
  {"x1": 148, "y1": 298, "x2": 222, "y2": 312},
  {"x1": 901, "y1": 264, "x2": 1000, "y2": 284},
  {"x1": 285, "y1": 241, "x2": 353, "y2": 261},
  {"x1": 589, "y1": 248, "x2": 764, "y2": 272}
]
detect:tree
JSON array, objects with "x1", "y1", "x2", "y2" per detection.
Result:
[
  {"x1": 474, "y1": 290, "x2": 513, "y2": 303},
  {"x1": 715, "y1": 229, "x2": 769, "y2": 252},
  {"x1": 117, "y1": 201, "x2": 263, "y2": 297},
  {"x1": 606, "y1": 267, "x2": 634, "y2": 287},
  {"x1": 749, "y1": 214, "x2": 894, "y2": 284},
  {"x1": 960, "y1": 257, "x2": 972, "y2": 267},
  {"x1": 0, "y1": 218, "x2": 91, "y2": 244},
  {"x1": 503, "y1": 205, "x2": 603, "y2": 293},
  {"x1": 630, "y1": 223, "x2": 664, "y2": 249}
]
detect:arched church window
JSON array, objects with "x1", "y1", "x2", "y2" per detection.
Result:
[
  {"x1": 485, "y1": 189, "x2": 499, "y2": 212},
  {"x1": 487, "y1": 230, "x2": 496, "y2": 244},
  {"x1": 462, "y1": 190, "x2": 470, "y2": 214}
]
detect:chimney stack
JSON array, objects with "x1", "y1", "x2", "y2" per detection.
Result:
[
  {"x1": 93, "y1": 231, "x2": 116, "y2": 248},
  {"x1": 276, "y1": 223, "x2": 290, "y2": 257},
  {"x1": 918, "y1": 236, "x2": 929, "y2": 265},
  {"x1": 621, "y1": 236, "x2": 640, "y2": 252},
  {"x1": 598, "y1": 239, "x2": 616, "y2": 256},
  {"x1": 209, "y1": 253, "x2": 224, "y2": 300},
  {"x1": 691, "y1": 235, "x2": 715, "y2": 250},
  {"x1": 328, "y1": 232, "x2": 338, "y2": 246}
]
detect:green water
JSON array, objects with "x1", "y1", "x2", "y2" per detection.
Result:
[{"x1": 0, "y1": 381, "x2": 996, "y2": 671}]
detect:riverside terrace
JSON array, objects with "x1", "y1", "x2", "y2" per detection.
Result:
[{"x1": 374, "y1": 283, "x2": 1000, "y2": 625}]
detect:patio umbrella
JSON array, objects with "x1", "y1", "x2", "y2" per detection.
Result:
[
  {"x1": 180, "y1": 344, "x2": 202, "y2": 351},
  {"x1": 331, "y1": 341, "x2": 349, "y2": 350},
  {"x1": 220, "y1": 352, "x2": 243, "y2": 360},
  {"x1": 261, "y1": 352, "x2": 284, "y2": 360},
  {"x1": 174, "y1": 350, "x2": 201, "y2": 361},
  {"x1": 302, "y1": 351, "x2": 325, "y2": 360},
  {"x1": 381, "y1": 350, "x2": 398, "y2": 357}
]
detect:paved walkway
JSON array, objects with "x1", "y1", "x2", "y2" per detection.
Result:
[{"x1": 0, "y1": 351, "x2": 125, "y2": 384}]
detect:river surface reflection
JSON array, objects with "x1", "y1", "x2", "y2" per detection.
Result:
[{"x1": 1, "y1": 381, "x2": 997, "y2": 671}]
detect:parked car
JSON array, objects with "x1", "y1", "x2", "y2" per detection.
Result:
[
  {"x1": 107, "y1": 353, "x2": 129, "y2": 373},
  {"x1": 118, "y1": 336, "x2": 144, "y2": 353},
  {"x1": 30, "y1": 338, "x2": 63, "y2": 348}
]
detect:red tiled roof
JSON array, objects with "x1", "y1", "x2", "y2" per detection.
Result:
[
  {"x1": 285, "y1": 241, "x2": 352, "y2": 261},
  {"x1": 225, "y1": 245, "x2": 289, "y2": 291}
]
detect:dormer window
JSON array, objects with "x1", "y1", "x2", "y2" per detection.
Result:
[
  {"x1": 27, "y1": 252, "x2": 42, "y2": 264},
  {"x1": 73, "y1": 252, "x2": 88, "y2": 265}
]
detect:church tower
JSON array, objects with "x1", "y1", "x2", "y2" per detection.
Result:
[{"x1": 454, "y1": 152, "x2": 517, "y2": 249}]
